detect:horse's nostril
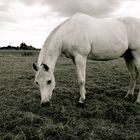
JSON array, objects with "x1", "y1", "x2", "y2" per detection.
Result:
[{"x1": 41, "y1": 102, "x2": 50, "y2": 107}]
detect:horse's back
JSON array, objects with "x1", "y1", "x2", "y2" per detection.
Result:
[
  {"x1": 45, "y1": 13, "x2": 140, "y2": 60},
  {"x1": 58, "y1": 13, "x2": 129, "y2": 59}
]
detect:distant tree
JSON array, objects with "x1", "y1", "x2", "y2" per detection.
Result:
[
  {"x1": 19, "y1": 42, "x2": 36, "y2": 50},
  {"x1": 28, "y1": 45, "x2": 36, "y2": 50},
  {"x1": 20, "y1": 42, "x2": 28, "y2": 50},
  {"x1": 0, "y1": 42, "x2": 36, "y2": 50},
  {"x1": 7, "y1": 45, "x2": 12, "y2": 49}
]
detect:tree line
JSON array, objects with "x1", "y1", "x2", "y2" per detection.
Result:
[{"x1": 0, "y1": 42, "x2": 37, "y2": 50}]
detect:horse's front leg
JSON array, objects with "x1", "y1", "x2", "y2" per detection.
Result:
[{"x1": 74, "y1": 54, "x2": 87, "y2": 104}]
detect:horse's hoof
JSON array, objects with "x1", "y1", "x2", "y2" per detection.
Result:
[
  {"x1": 135, "y1": 100, "x2": 140, "y2": 105},
  {"x1": 125, "y1": 95, "x2": 128, "y2": 98},
  {"x1": 125, "y1": 93, "x2": 132, "y2": 99},
  {"x1": 125, "y1": 93, "x2": 138, "y2": 103},
  {"x1": 40, "y1": 102, "x2": 51, "y2": 107},
  {"x1": 125, "y1": 94, "x2": 133, "y2": 101},
  {"x1": 76, "y1": 101, "x2": 85, "y2": 107}
]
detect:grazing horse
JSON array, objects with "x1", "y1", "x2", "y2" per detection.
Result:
[{"x1": 33, "y1": 13, "x2": 140, "y2": 106}]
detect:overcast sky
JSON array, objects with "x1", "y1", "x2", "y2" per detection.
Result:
[{"x1": 0, "y1": 0, "x2": 140, "y2": 48}]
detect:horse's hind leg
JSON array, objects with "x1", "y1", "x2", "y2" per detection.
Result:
[
  {"x1": 74, "y1": 54, "x2": 87, "y2": 104},
  {"x1": 124, "y1": 52, "x2": 139, "y2": 98},
  {"x1": 130, "y1": 50, "x2": 140, "y2": 103}
]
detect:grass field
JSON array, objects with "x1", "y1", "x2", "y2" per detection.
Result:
[{"x1": 0, "y1": 50, "x2": 140, "y2": 140}]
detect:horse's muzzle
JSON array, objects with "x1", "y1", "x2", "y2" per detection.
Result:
[{"x1": 40, "y1": 101, "x2": 50, "y2": 107}]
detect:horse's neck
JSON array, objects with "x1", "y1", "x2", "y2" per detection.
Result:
[{"x1": 38, "y1": 43, "x2": 61, "y2": 72}]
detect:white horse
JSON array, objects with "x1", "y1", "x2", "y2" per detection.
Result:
[{"x1": 33, "y1": 13, "x2": 140, "y2": 107}]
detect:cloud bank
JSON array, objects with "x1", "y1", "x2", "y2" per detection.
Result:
[
  {"x1": 42, "y1": 0, "x2": 123, "y2": 17},
  {"x1": 0, "y1": 0, "x2": 139, "y2": 48},
  {"x1": 0, "y1": 0, "x2": 128, "y2": 28}
]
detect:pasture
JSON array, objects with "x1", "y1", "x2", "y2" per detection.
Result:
[{"x1": 0, "y1": 50, "x2": 140, "y2": 140}]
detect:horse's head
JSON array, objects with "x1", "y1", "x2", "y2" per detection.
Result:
[{"x1": 33, "y1": 63, "x2": 55, "y2": 107}]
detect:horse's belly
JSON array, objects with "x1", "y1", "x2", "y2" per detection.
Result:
[
  {"x1": 88, "y1": 50, "x2": 123, "y2": 60},
  {"x1": 88, "y1": 41, "x2": 128, "y2": 60}
]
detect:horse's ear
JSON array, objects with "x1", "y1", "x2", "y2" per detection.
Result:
[
  {"x1": 33, "y1": 63, "x2": 38, "y2": 71},
  {"x1": 43, "y1": 64, "x2": 49, "y2": 71}
]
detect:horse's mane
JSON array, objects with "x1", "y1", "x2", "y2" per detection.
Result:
[{"x1": 44, "y1": 18, "x2": 71, "y2": 46}]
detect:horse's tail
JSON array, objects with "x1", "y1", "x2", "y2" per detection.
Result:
[
  {"x1": 123, "y1": 48, "x2": 139, "y2": 79},
  {"x1": 123, "y1": 48, "x2": 133, "y2": 61}
]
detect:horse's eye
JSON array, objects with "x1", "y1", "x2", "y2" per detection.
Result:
[{"x1": 47, "y1": 80, "x2": 51, "y2": 84}]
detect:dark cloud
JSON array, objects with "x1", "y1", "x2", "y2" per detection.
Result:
[
  {"x1": 0, "y1": 0, "x2": 130, "y2": 28},
  {"x1": 41, "y1": 0, "x2": 127, "y2": 17}
]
